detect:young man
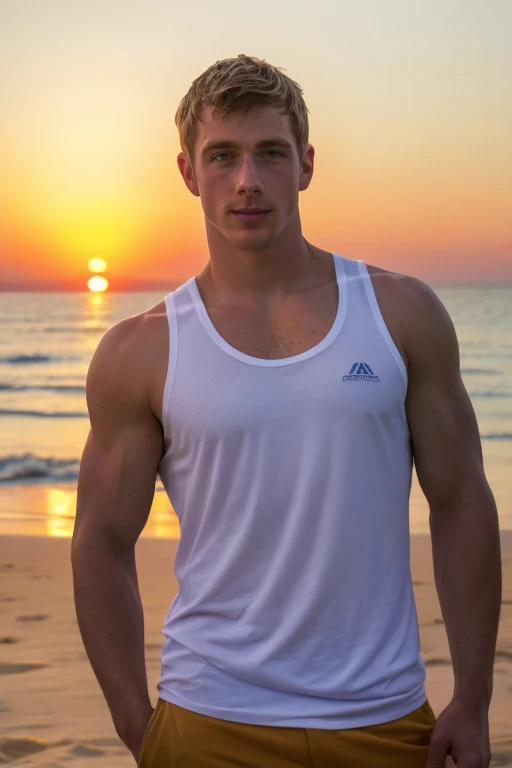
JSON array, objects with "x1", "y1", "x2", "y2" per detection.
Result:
[{"x1": 71, "y1": 55, "x2": 501, "y2": 767}]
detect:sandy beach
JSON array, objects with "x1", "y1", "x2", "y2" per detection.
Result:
[{"x1": 1, "y1": 532, "x2": 511, "y2": 767}]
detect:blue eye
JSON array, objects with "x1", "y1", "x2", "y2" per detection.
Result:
[{"x1": 210, "y1": 150, "x2": 285, "y2": 163}]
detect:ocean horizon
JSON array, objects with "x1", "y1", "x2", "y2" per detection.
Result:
[{"x1": 2, "y1": 279, "x2": 512, "y2": 292}]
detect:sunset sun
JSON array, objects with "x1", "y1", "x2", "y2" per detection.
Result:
[
  {"x1": 87, "y1": 258, "x2": 108, "y2": 291},
  {"x1": 87, "y1": 258, "x2": 108, "y2": 273},
  {"x1": 88, "y1": 275, "x2": 109, "y2": 292}
]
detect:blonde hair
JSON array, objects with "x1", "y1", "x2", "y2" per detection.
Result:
[{"x1": 175, "y1": 54, "x2": 309, "y2": 165}]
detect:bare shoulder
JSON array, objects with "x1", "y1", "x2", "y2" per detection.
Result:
[
  {"x1": 86, "y1": 299, "x2": 169, "y2": 426},
  {"x1": 365, "y1": 262, "x2": 458, "y2": 374},
  {"x1": 75, "y1": 300, "x2": 170, "y2": 548}
]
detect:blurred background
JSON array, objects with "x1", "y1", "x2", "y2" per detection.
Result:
[{"x1": 0, "y1": 0, "x2": 511, "y2": 538}]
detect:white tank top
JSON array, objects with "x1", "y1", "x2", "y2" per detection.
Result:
[{"x1": 156, "y1": 253, "x2": 427, "y2": 728}]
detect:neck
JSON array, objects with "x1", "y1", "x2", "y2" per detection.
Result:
[{"x1": 199, "y1": 220, "x2": 326, "y2": 303}]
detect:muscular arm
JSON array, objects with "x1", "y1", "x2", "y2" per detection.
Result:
[
  {"x1": 403, "y1": 279, "x2": 502, "y2": 710},
  {"x1": 71, "y1": 315, "x2": 165, "y2": 755}
]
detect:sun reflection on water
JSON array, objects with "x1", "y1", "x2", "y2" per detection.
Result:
[
  {"x1": 40, "y1": 485, "x2": 179, "y2": 538},
  {"x1": 0, "y1": 483, "x2": 180, "y2": 538},
  {"x1": 45, "y1": 487, "x2": 76, "y2": 537}
]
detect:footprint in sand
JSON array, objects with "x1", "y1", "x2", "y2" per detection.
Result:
[
  {"x1": 16, "y1": 614, "x2": 49, "y2": 622},
  {"x1": 0, "y1": 662, "x2": 49, "y2": 675},
  {"x1": 491, "y1": 748, "x2": 512, "y2": 766},
  {"x1": 0, "y1": 737, "x2": 48, "y2": 762},
  {"x1": 0, "y1": 564, "x2": 15, "y2": 573},
  {"x1": 71, "y1": 743, "x2": 105, "y2": 757},
  {"x1": 0, "y1": 636, "x2": 20, "y2": 644},
  {"x1": 0, "y1": 736, "x2": 74, "y2": 762}
]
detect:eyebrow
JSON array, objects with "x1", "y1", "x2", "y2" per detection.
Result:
[{"x1": 201, "y1": 138, "x2": 293, "y2": 155}]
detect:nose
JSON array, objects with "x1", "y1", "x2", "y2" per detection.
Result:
[{"x1": 234, "y1": 155, "x2": 264, "y2": 196}]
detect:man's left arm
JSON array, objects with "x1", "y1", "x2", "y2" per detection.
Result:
[{"x1": 402, "y1": 279, "x2": 501, "y2": 766}]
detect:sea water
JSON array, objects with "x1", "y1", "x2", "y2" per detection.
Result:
[{"x1": 0, "y1": 287, "x2": 510, "y2": 535}]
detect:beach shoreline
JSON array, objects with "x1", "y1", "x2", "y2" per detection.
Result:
[{"x1": 1, "y1": 532, "x2": 511, "y2": 766}]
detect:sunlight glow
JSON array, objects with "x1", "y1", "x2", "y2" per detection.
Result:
[
  {"x1": 45, "y1": 488, "x2": 77, "y2": 537},
  {"x1": 88, "y1": 257, "x2": 108, "y2": 273},
  {"x1": 88, "y1": 275, "x2": 109, "y2": 292}
]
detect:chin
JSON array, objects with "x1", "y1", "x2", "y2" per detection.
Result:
[
  {"x1": 221, "y1": 227, "x2": 278, "y2": 252},
  {"x1": 230, "y1": 236, "x2": 277, "y2": 253}
]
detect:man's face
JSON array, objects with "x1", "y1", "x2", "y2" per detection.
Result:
[{"x1": 178, "y1": 104, "x2": 314, "y2": 252}]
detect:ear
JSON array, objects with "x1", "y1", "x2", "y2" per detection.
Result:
[
  {"x1": 177, "y1": 152, "x2": 200, "y2": 197},
  {"x1": 298, "y1": 144, "x2": 315, "y2": 192}
]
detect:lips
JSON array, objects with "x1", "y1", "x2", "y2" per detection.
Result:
[
  {"x1": 232, "y1": 209, "x2": 270, "y2": 214},
  {"x1": 231, "y1": 209, "x2": 271, "y2": 224}
]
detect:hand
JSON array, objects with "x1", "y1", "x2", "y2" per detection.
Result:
[
  {"x1": 122, "y1": 706, "x2": 155, "y2": 764},
  {"x1": 426, "y1": 695, "x2": 491, "y2": 767}
]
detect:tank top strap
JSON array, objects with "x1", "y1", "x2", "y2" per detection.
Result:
[{"x1": 336, "y1": 255, "x2": 369, "y2": 333}]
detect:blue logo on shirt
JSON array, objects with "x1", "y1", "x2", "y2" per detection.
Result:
[{"x1": 343, "y1": 363, "x2": 380, "y2": 382}]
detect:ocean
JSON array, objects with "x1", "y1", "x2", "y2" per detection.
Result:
[{"x1": 0, "y1": 287, "x2": 511, "y2": 536}]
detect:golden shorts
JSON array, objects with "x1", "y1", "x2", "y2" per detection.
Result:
[{"x1": 138, "y1": 697, "x2": 436, "y2": 767}]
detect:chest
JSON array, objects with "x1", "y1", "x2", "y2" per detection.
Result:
[
  {"x1": 205, "y1": 286, "x2": 338, "y2": 360},
  {"x1": 168, "y1": 316, "x2": 408, "y2": 454}
]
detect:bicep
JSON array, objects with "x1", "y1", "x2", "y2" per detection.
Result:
[
  {"x1": 73, "y1": 321, "x2": 164, "y2": 551},
  {"x1": 75, "y1": 421, "x2": 163, "y2": 550},
  {"x1": 407, "y1": 368, "x2": 486, "y2": 510},
  {"x1": 404, "y1": 285, "x2": 488, "y2": 512}
]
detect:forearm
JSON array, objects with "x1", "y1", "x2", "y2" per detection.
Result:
[
  {"x1": 71, "y1": 544, "x2": 152, "y2": 740},
  {"x1": 429, "y1": 491, "x2": 502, "y2": 708}
]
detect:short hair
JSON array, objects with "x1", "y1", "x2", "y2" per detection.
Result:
[{"x1": 175, "y1": 54, "x2": 310, "y2": 165}]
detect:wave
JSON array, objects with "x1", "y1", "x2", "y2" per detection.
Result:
[
  {"x1": 0, "y1": 454, "x2": 80, "y2": 484},
  {"x1": 0, "y1": 408, "x2": 88, "y2": 418},
  {"x1": 481, "y1": 432, "x2": 512, "y2": 440},
  {"x1": 469, "y1": 391, "x2": 510, "y2": 399},
  {"x1": 44, "y1": 325, "x2": 108, "y2": 333},
  {"x1": 461, "y1": 368, "x2": 501, "y2": 376},
  {"x1": 0, "y1": 383, "x2": 85, "y2": 393},
  {"x1": 2, "y1": 354, "x2": 50, "y2": 364},
  {"x1": 0, "y1": 354, "x2": 80, "y2": 364}
]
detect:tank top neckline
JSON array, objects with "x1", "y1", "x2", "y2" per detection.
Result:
[{"x1": 185, "y1": 253, "x2": 348, "y2": 368}]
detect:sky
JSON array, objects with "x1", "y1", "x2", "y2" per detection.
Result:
[{"x1": 0, "y1": 0, "x2": 511, "y2": 289}]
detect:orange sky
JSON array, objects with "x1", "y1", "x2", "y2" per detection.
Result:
[{"x1": 0, "y1": 0, "x2": 511, "y2": 288}]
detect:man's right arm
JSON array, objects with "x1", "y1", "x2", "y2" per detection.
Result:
[{"x1": 71, "y1": 314, "x2": 165, "y2": 759}]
